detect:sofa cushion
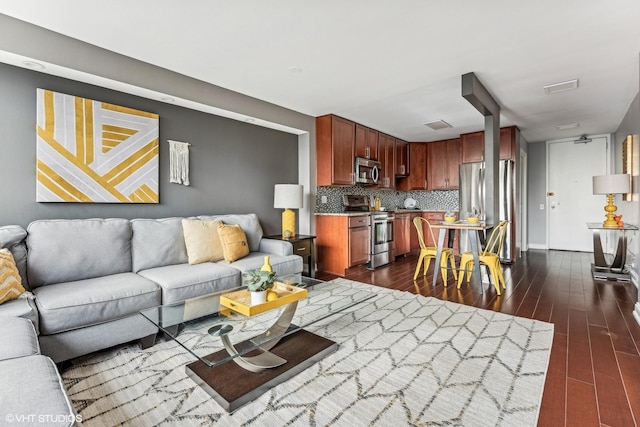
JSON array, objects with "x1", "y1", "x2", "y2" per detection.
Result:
[
  {"x1": 182, "y1": 219, "x2": 224, "y2": 264},
  {"x1": 0, "y1": 225, "x2": 29, "y2": 290},
  {"x1": 131, "y1": 217, "x2": 188, "y2": 272},
  {"x1": 0, "y1": 355, "x2": 76, "y2": 426},
  {"x1": 0, "y1": 248, "x2": 26, "y2": 304},
  {"x1": 0, "y1": 317, "x2": 39, "y2": 360},
  {"x1": 218, "y1": 252, "x2": 303, "y2": 277},
  {"x1": 198, "y1": 213, "x2": 263, "y2": 252},
  {"x1": 34, "y1": 272, "x2": 161, "y2": 335},
  {"x1": 27, "y1": 218, "x2": 132, "y2": 287},
  {"x1": 217, "y1": 223, "x2": 250, "y2": 263},
  {"x1": 0, "y1": 298, "x2": 39, "y2": 333},
  {"x1": 138, "y1": 263, "x2": 241, "y2": 305}
]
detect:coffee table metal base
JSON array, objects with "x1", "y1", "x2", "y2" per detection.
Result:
[{"x1": 186, "y1": 329, "x2": 337, "y2": 413}]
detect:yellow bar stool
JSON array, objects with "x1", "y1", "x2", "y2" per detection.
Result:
[
  {"x1": 413, "y1": 216, "x2": 457, "y2": 284},
  {"x1": 457, "y1": 220, "x2": 508, "y2": 294}
]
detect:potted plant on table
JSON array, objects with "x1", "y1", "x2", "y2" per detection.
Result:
[{"x1": 243, "y1": 269, "x2": 277, "y2": 305}]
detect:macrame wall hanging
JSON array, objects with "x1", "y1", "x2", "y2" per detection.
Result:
[{"x1": 168, "y1": 140, "x2": 190, "y2": 186}]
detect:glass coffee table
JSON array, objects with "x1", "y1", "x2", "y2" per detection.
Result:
[{"x1": 140, "y1": 275, "x2": 374, "y2": 412}]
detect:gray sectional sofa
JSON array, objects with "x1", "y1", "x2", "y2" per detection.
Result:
[{"x1": 0, "y1": 213, "x2": 302, "y2": 425}]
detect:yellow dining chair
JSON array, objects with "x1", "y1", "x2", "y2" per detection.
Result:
[
  {"x1": 457, "y1": 221, "x2": 508, "y2": 294},
  {"x1": 413, "y1": 216, "x2": 457, "y2": 284}
]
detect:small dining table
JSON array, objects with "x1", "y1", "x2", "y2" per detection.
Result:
[{"x1": 431, "y1": 221, "x2": 492, "y2": 293}]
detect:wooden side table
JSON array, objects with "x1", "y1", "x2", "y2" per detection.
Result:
[{"x1": 265, "y1": 234, "x2": 317, "y2": 278}]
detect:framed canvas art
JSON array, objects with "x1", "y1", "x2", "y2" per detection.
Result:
[{"x1": 36, "y1": 89, "x2": 159, "y2": 203}]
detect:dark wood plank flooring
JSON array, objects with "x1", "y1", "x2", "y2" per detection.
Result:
[{"x1": 317, "y1": 249, "x2": 640, "y2": 427}]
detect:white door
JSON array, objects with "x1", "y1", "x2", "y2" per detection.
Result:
[{"x1": 547, "y1": 136, "x2": 608, "y2": 251}]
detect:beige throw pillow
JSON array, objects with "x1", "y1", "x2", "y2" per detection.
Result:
[
  {"x1": 217, "y1": 223, "x2": 250, "y2": 263},
  {"x1": 181, "y1": 219, "x2": 224, "y2": 265},
  {"x1": 0, "y1": 248, "x2": 26, "y2": 304}
]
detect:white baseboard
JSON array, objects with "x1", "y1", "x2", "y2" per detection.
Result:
[
  {"x1": 527, "y1": 243, "x2": 548, "y2": 250},
  {"x1": 634, "y1": 302, "x2": 640, "y2": 327}
]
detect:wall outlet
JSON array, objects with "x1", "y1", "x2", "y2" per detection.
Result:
[
  {"x1": 321, "y1": 196, "x2": 327, "y2": 204},
  {"x1": 539, "y1": 204, "x2": 545, "y2": 210}
]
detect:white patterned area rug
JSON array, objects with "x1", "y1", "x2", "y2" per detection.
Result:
[{"x1": 62, "y1": 279, "x2": 554, "y2": 426}]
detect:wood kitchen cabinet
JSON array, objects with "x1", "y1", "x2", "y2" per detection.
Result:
[
  {"x1": 461, "y1": 126, "x2": 519, "y2": 163},
  {"x1": 355, "y1": 124, "x2": 378, "y2": 160},
  {"x1": 316, "y1": 115, "x2": 355, "y2": 185},
  {"x1": 427, "y1": 138, "x2": 460, "y2": 189},
  {"x1": 461, "y1": 131, "x2": 484, "y2": 163},
  {"x1": 397, "y1": 143, "x2": 427, "y2": 191},
  {"x1": 378, "y1": 134, "x2": 395, "y2": 189},
  {"x1": 394, "y1": 213, "x2": 411, "y2": 257},
  {"x1": 395, "y1": 139, "x2": 409, "y2": 177},
  {"x1": 316, "y1": 215, "x2": 370, "y2": 276}
]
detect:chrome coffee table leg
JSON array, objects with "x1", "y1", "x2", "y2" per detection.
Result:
[
  {"x1": 208, "y1": 324, "x2": 287, "y2": 373},
  {"x1": 208, "y1": 301, "x2": 298, "y2": 372}
]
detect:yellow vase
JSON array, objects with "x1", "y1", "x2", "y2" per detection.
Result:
[{"x1": 261, "y1": 256, "x2": 273, "y2": 272}]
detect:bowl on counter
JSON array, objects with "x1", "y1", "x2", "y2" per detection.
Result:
[
  {"x1": 444, "y1": 216, "x2": 456, "y2": 223},
  {"x1": 467, "y1": 216, "x2": 480, "y2": 224}
]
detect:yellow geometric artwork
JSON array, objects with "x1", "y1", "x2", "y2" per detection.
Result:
[{"x1": 36, "y1": 89, "x2": 159, "y2": 203}]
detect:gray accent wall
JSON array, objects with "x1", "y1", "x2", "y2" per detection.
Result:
[
  {"x1": 0, "y1": 62, "x2": 298, "y2": 233},
  {"x1": 613, "y1": 92, "x2": 640, "y2": 281},
  {"x1": 527, "y1": 142, "x2": 547, "y2": 247}
]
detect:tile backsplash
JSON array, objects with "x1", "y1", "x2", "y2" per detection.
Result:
[{"x1": 316, "y1": 186, "x2": 459, "y2": 213}]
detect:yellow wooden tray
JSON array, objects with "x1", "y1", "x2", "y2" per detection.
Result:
[{"x1": 219, "y1": 282, "x2": 308, "y2": 317}]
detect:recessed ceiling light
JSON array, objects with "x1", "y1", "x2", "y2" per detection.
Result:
[
  {"x1": 543, "y1": 79, "x2": 579, "y2": 95},
  {"x1": 288, "y1": 66, "x2": 302, "y2": 73},
  {"x1": 424, "y1": 120, "x2": 452, "y2": 131},
  {"x1": 556, "y1": 122, "x2": 579, "y2": 130},
  {"x1": 245, "y1": 118, "x2": 256, "y2": 123},
  {"x1": 160, "y1": 96, "x2": 175, "y2": 103},
  {"x1": 23, "y1": 61, "x2": 45, "y2": 70}
]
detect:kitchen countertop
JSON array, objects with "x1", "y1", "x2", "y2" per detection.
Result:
[{"x1": 315, "y1": 209, "x2": 455, "y2": 216}]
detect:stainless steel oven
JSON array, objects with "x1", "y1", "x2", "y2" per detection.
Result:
[
  {"x1": 369, "y1": 212, "x2": 395, "y2": 269},
  {"x1": 343, "y1": 194, "x2": 395, "y2": 270}
]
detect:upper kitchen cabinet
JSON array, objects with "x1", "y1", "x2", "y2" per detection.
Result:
[
  {"x1": 499, "y1": 126, "x2": 517, "y2": 160},
  {"x1": 378, "y1": 134, "x2": 396, "y2": 189},
  {"x1": 461, "y1": 131, "x2": 484, "y2": 163},
  {"x1": 316, "y1": 115, "x2": 355, "y2": 186},
  {"x1": 461, "y1": 126, "x2": 519, "y2": 163},
  {"x1": 397, "y1": 143, "x2": 427, "y2": 191},
  {"x1": 427, "y1": 138, "x2": 460, "y2": 189},
  {"x1": 355, "y1": 124, "x2": 379, "y2": 160},
  {"x1": 395, "y1": 139, "x2": 409, "y2": 177}
]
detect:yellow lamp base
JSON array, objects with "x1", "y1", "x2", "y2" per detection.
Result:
[
  {"x1": 602, "y1": 193, "x2": 619, "y2": 228},
  {"x1": 282, "y1": 208, "x2": 296, "y2": 238}
]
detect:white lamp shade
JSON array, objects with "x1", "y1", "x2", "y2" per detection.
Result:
[
  {"x1": 274, "y1": 184, "x2": 304, "y2": 209},
  {"x1": 592, "y1": 174, "x2": 631, "y2": 195}
]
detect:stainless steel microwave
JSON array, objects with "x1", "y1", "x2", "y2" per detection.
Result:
[{"x1": 355, "y1": 157, "x2": 381, "y2": 185}]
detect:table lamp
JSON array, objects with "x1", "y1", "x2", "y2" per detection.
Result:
[
  {"x1": 274, "y1": 184, "x2": 303, "y2": 238},
  {"x1": 592, "y1": 174, "x2": 630, "y2": 228}
]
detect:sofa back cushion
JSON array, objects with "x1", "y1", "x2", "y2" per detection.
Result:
[
  {"x1": 27, "y1": 219, "x2": 132, "y2": 287},
  {"x1": 131, "y1": 217, "x2": 188, "y2": 272},
  {"x1": 0, "y1": 225, "x2": 29, "y2": 290},
  {"x1": 197, "y1": 214, "x2": 263, "y2": 252}
]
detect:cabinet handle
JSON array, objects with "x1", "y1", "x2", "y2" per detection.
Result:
[
  {"x1": 366, "y1": 147, "x2": 370, "y2": 158},
  {"x1": 296, "y1": 247, "x2": 306, "y2": 251}
]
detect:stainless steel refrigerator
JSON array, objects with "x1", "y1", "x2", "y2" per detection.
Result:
[{"x1": 459, "y1": 160, "x2": 514, "y2": 262}]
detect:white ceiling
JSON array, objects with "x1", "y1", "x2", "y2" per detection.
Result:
[{"x1": 1, "y1": 0, "x2": 639, "y2": 143}]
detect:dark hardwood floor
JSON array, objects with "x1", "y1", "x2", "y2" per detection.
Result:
[{"x1": 317, "y1": 250, "x2": 640, "y2": 427}]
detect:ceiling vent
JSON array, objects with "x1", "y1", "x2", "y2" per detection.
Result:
[
  {"x1": 424, "y1": 119, "x2": 452, "y2": 131},
  {"x1": 556, "y1": 122, "x2": 579, "y2": 130},
  {"x1": 544, "y1": 79, "x2": 579, "y2": 94}
]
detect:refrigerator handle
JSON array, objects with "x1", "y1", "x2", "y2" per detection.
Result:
[{"x1": 479, "y1": 166, "x2": 485, "y2": 217}]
